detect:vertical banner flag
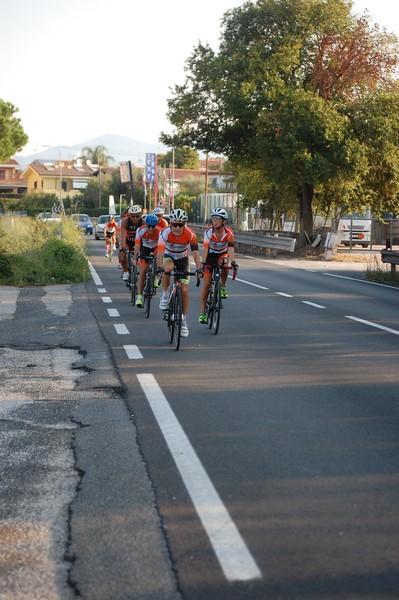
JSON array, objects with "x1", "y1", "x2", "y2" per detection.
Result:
[
  {"x1": 145, "y1": 153, "x2": 156, "y2": 184},
  {"x1": 146, "y1": 153, "x2": 157, "y2": 211}
]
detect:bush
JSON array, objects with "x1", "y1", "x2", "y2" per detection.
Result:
[{"x1": 0, "y1": 216, "x2": 91, "y2": 286}]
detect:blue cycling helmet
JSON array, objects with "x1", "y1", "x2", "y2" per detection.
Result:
[{"x1": 145, "y1": 213, "x2": 158, "y2": 227}]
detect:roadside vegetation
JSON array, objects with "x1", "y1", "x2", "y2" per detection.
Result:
[
  {"x1": 0, "y1": 216, "x2": 90, "y2": 286},
  {"x1": 365, "y1": 254, "x2": 399, "y2": 287}
]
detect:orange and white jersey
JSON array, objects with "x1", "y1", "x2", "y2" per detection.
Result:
[
  {"x1": 203, "y1": 225, "x2": 234, "y2": 254},
  {"x1": 105, "y1": 219, "x2": 117, "y2": 234},
  {"x1": 158, "y1": 226, "x2": 198, "y2": 260},
  {"x1": 134, "y1": 224, "x2": 161, "y2": 251},
  {"x1": 157, "y1": 217, "x2": 169, "y2": 230}
]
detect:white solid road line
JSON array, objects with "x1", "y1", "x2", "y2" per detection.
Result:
[
  {"x1": 89, "y1": 262, "x2": 102, "y2": 285},
  {"x1": 137, "y1": 373, "x2": 262, "y2": 583}
]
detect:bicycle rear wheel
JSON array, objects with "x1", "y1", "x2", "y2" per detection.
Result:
[
  {"x1": 130, "y1": 265, "x2": 138, "y2": 305},
  {"x1": 212, "y1": 280, "x2": 221, "y2": 335},
  {"x1": 173, "y1": 287, "x2": 182, "y2": 350}
]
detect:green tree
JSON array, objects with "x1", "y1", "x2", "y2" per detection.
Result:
[
  {"x1": 161, "y1": 0, "x2": 399, "y2": 244},
  {"x1": 0, "y1": 99, "x2": 28, "y2": 161},
  {"x1": 159, "y1": 147, "x2": 200, "y2": 169}
]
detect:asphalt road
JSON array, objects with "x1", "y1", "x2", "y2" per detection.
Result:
[{"x1": 1, "y1": 239, "x2": 399, "y2": 600}]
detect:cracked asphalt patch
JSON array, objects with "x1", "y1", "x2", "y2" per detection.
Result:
[{"x1": 0, "y1": 346, "x2": 84, "y2": 600}]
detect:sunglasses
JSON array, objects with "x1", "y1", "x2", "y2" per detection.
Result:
[
  {"x1": 130, "y1": 215, "x2": 141, "y2": 218},
  {"x1": 147, "y1": 225, "x2": 156, "y2": 229},
  {"x1": 172, "y1": 223, "x2": 185, "y2": 228}
]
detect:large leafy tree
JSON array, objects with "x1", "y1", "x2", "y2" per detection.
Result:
[
  {"x1": 0, "y1": 99, "x2": 28, "y2": 162},
  {"x1": 160, "y1": 0, "x2": 399, "y2": 244}
]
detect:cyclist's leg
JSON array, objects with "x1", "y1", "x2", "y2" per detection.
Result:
[
  {"x1": 218, "y1": 253, "x2": 230, "y2": 296},
  {"x1": 159, "y1": 256, "x2": 173, "y2": 309},
  {"x1": 137, "y1": 259, "x2": 148, "y2": 295},
  {"x1": 199, "y1": 255, "x2": 216, "y2": 321}
]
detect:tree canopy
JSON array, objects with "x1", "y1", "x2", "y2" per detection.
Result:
[
  {"x1": 158, "y1": 147, "x2": 200, "y2": 169},
  {"x1": 160, "y1": 0, "x2": 399, "y2": 243},
  {"x1": 0, "y1": 99, "x2": 28, "y2": 162}
]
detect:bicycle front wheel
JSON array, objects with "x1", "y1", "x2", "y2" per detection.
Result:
[
  {"x1": 143, "y1": 270, "x2": 153, "y2": 318},
  {"x1": 173, "y1": 287, "x2": 182, "y2": 350},
  {"x1": 207, "y1": 288, "x2": 214, "y2": 329},
  {"x1": 212, "y1": 280, "x2": 221, "y2": 335}
]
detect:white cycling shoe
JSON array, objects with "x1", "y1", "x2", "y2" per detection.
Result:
[
  {"x1": 159, "y1": 297, "x2": 168, "y2": 310},
  {"x1": 180, "y1": 319, "x2": 189, "y2": 337}
]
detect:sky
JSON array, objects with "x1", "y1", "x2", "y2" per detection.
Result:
[{"x1": 2, "y1": 0, "x2": 399, "y2": 159}]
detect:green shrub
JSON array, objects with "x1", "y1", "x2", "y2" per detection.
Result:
[{"x1": 0, "y1": 216, "x2": 91, "y2": 286}]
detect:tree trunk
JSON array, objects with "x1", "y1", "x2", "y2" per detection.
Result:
[{"x1": 297, "y1": 183, "x2": 314, "y2": 247}]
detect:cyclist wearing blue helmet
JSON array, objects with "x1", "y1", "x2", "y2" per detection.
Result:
[{"x1": 133, "y1": 213, "x2": 161, "y2": 307}]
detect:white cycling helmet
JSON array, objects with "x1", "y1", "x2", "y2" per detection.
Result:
[
  {"x1": 211, "y1": 207, "x2": 228, "y2": 220},
  {"x1": 128, "y1": 205, "x2": 142, "y2": 215},
  {"x1": 153, "y1": 206, "x2": 164, "y2": 215},
  {"x1": 170, "y1": 208, "x2": 188, "y2": 222}
]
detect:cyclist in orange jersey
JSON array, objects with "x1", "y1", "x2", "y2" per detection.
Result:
[
  {"x1": 153, "y1": 206, "x2": 169, "y2": 230},
  {"x1": 156, "y1": 208, "x2": 202, "y2": 337},
  {"x1": 198, "y1": 207, "x2": 238, "y2": 324},
  {"x1": 104, "y1": 215, "x2": 118, "y2": 257},
  {"x1": 133, "y1": 213, "x2": 161, "y2": 307},
  {"x1": 119, "y1": 205, "x2": 145, "y2": 281}
]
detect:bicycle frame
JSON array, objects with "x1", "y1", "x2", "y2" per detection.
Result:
[
  {"x1": 162, "y1": 270, "x2": 200, "y2": 351},
  {"x1": 127, "y1": 250, "x2": 138, "y2": 305},
  {"x1": 206, "y1": 261, "x2": 236, "y2": 335},
  {"x1": 142, "y1": 253, "x2": 157, "y2": 318}
]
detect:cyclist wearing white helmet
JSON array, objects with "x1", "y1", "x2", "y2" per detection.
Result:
[
  {"x1": 119, "y1": 205, "x2": 144, "y2": 281},
  {"x1": 156, "y1": 208, "x2": 203, "y2": 337},
  {"x1": 153, "y1": 206, "x2": 169, "y2": 230},
  {"x1": 198, "y1": 207, "x2": 238, "y2": 324}
]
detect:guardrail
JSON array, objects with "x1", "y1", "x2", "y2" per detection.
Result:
[
  {"x1": 191, "y1": 225, "x2": 297, "y2": 257},
  {"x1": 381, "y1": 249, "x2": 399, "y2": 275}
]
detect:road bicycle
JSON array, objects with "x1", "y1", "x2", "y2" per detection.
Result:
[
  {"x1": 141, "y1": 252, "x2": 158, "y2": 318},
  {"x1": 162, "y1": 270, "x2": 200, "y2": 351},
  {"x1": 127, "y1": 250, "x2": 139, "y2": 305},
  {"x1": 206, "y1": 260, "x2": 237, "y2": 335}
]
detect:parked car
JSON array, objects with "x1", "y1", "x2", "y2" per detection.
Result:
[
  {"x1": 37, "y1": 211, "x2": 61, "y2": 223},
  {"x1": 71, "y1": 214, "x2": 93, "y2": 235},
  {"x1": 94, "y1": 214, "x2": 111, "y2": 240}
]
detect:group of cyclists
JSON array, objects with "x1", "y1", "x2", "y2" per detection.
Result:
[{"x1": 103, "y1": 204, "x2": 238, "y2": 338}]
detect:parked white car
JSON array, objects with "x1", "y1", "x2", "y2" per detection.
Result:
[{"x1": 94, "y1": 214, "x2": 111, "y2": 240}]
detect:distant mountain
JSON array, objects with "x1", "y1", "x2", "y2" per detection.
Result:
[{"x1": 14, "y1": 134, "x2": 170, "y2": 167}]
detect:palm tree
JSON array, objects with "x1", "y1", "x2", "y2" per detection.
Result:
[{"x1": 81, "y1": 144, "x2": 114, "y2": 166}]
